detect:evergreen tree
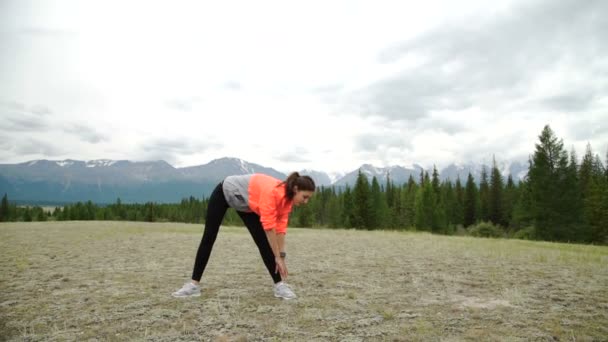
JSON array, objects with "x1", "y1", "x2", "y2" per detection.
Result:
[
  {"x1": 567, "y1": 149, "x2": 587, "y2": 241},
  {"x1": 0, "y1": 193, "x2": 9, "y2": 222},
  {"x1": 433, "y1": 179, "x2": 456, "y2": 234},
  {"x1": 503, "y1": 175, "x2": 517, "y2": 228},
  {"x1": 23, "y1": 207, "x2": 32, "y2": 222},
  {"x1": 528, "y1": 125, "x2": 581, "y2": 241},
  {"x1": 489, "y1": 157, "x2": 505, "y2": 227},
  {"x1": 398, "y1": 176, "x2": 417, "y2": 229},
  {"x1": 36, "y1": 208, "x2": 47, "y2": 221},
  {"x1": 370, "y1": 176, "x2": 388, "y2": 229},
  {"x1": 464, "y1": 173, "x2": 478, "y2": 227},
  {"x1": 605, "y1": 149, "x2": 608, "y2": 180},
  {"x1": 583, "y1": 148, "x2": 608, "y2": 243},
  {"x1": 352, "y1": 170, "x2": 373, "y2": 229},
  {"x1": 327, "y1": 194, "x2": 342, "y2": 228},
  {"x1": 593, "y1": 154, "x2": 605, "y2": 179},
  {"x1": 453, "y1": 177, "x2": 465, "y2": 226},
  {"x1": 479, "y1": 166, "x2": 490, "y2": 222},
  {"x1": 52, "y1": 207, "x2": 61, "y2": 219},
  {"x1": 385, "y1": 173, "x2": 395, "y2": 210},
  {"x1": 414, "y1": 177, "x2": 435, "y2": 231},
  {"x1": 585, "y1": 176, "x2": 608, "y2": 243},
  {"x1": 342, "y1": 186, "x2": 354, "y2": 228},
  {"x1": 385, "y1": 173, "x2": 397, "y2": 228},
  {"x1": 443, "y1": 180, "x2": 456, "y2": 226},
  {"x1": 431, "y1": 166, "x2": 440, "y2": 195},
  {"x1": 579, "y1": 143, "x2": 594, "y2": 199},
  {"x1": 390, "y1": 184, "x2": 401, "y2": 229},
  {"x1": 296, "y1": 201, "x2": 314, "y2": 227},
  {"x1": 59, "y1": 206, "x2": 69, "y2": 221}
]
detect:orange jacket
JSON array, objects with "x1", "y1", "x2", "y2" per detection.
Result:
[{"x1": 247, "y1": 174, "x2": 293, "y2": 234}]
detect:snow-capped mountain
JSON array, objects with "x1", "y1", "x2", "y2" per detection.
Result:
[
  {"x1": 0, "y1": 157, "x2": 528, "y2": 203},
  {"x1": 0, "y1": 157, "x2": 286, "y2": 203},
  {"x1": 334, "y1": 164, "x2": 425, "y2": 187},
  {"x1": 439, "y1": 161, "x2": 528, "y2": 183},
  {"x1": 298, "y1": 169, "x2": 332, "y2": 187},
  {"x1": 180, "y1": 157, "x2": 285, "y2": 182}
]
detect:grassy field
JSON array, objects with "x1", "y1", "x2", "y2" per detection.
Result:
[{"x1": 1, "y1": 221, "x2": 607, "y2": 341}]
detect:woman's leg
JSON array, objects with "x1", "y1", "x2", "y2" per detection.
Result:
[
  {"x1": 237, "y1": 211, "x2": 282, "y2": 284},
  {"x1": 191, "y1": 182, "x2": 229, "y2": 282}
]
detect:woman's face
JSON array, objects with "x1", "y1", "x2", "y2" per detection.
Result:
[{"x1": 292, "y1": 187, "x2": 314, "y2": 206}]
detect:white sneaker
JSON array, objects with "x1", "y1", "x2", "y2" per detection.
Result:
[
  {"x1": 274, "y1": 282, "x2": 297, "y2": 300},
  {"x1": 172, "y1": 282, "x2": 201, "y2": 298}
]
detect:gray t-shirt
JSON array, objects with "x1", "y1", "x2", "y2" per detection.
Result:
[{"x1": 222, "y1": 174, "x2": 254, "y2": 212}]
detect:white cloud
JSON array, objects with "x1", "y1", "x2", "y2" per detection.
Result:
[{"x1": 0, "y1": 0, "x2": 607, "y2": 173}]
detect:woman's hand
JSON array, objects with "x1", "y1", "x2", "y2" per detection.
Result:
[{"x1": 275, "y1": 257, "x2": 288, "y2": 279}]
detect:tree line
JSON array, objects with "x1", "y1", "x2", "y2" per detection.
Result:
[{"x1": 1, "y1": 125, "x2": 606, "y2": 244}]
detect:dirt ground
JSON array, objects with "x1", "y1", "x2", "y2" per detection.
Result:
[{"x1": 1, "y1": 221, "x2": 607, "y2": 341}]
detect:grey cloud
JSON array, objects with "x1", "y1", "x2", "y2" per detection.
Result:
[
  {"x1": 63, "y1": 125, "x2": 109, "y2": 144},
  {"x1": 0, "y1": 101, "x2": 52, "y2": 116},
  {"x1": 0, "y1": 116, "x2": 49, "y2": 132},
  {"x1": 460, "y1": 132, "x2": 529, "y2": 163},
  {"x1": 30, "y1": 105, "x2": 51, "y2": 115},
  {"x1": 541, "y1": 93, "x2": 596, "y2": 112},
  {"x1": 0, "y1": 101, "x2": 26, "y2": 111},
  {"x1": 355, "y1": 133, "x2": 412, "y2": 153},
  {"x1": 0, "y1": 102, "x2": 108, "y2": 144},
  {"x1": 0, "y1": 101, "x2": 51, "y2": 132},
  {"x1": 142, "y1": 139, "x2": 222, "y2": 156},
  {"x1": 566, "y1": 114, "x2": 608, "y2": 141},
  {"x1": 14, "y1": 138, "x2": 65, "y2": 157},
  {"x1": 0, "y1": 135, "x2": 11, "y2": 155},
  {"x1": 416, "y1": 117, "x2": 468, "y2": 135},
  {"x1": 141, "y1": 138, "x2": 222, "y2": 162},
  {"x1": 339, "y1": 0, "x2": 607, "y2": 121}
]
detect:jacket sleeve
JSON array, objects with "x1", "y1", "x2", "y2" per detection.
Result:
[
  {"x1": 258, "y1": 188, "x2": 278, "y2": 231},
  {"x1": 275, "y1": 209, "x2": 289, "y2": 234}
]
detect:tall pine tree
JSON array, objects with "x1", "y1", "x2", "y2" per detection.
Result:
[
  {"x1": 584, "y1": 149, "x2": 608, "y2": 243},
  {"x1": 464, "y1": 173, "x2": 478, "y2": 227},
  {"x1": 479, "y1": 166, "x2": 490, "y2": 222},
  {"x1": 453, "y1": 177, "x2": 465, "y2": 226},
  {"x1": 489, "y1": 157, "x2": 505, "y2": 227},
  {"x1": 370, "y1": 176, "x2": 389, "y2": 229},
  {"x1": 414, "y1": 176, "x2": 435, "y2": 231},
  {"x1": 0, "y1": 193, "x2": 9, "y2": 222},
  {"x1": 351, "y1": 170, "x2": 372, "y2": 229},
  {"x1": 342, "y1": 186, "x2": 354, "y2": 228},
  {"x1": 503, "y1": 175, "x2": 517, "y2": 228},
  {"x1": 398, "y1": 176, "x2": 417, "y2": 229},
  {"x1": 528, "y1": 125, "x2": 581, "y2": 241}
]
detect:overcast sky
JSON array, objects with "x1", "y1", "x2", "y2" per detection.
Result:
[{"x1": 1, "y1": 0, "x2": 607, "y2": 173}]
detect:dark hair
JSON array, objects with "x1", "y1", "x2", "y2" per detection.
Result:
[{"x1": 282, "y1": 172, "x2": 316, "y2": 199}]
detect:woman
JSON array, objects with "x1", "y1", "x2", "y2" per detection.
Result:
[{"x1": 172, "y1": 172, "x2": 315, "y2": 299}]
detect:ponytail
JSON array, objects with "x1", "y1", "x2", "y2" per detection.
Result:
[{"x1": 282, "y1": 172, "x2": 316, "y2": 199}]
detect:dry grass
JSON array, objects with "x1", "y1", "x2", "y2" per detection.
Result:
[{"x1": 1, "y1": 221, "x2": 607, "y2": 341}]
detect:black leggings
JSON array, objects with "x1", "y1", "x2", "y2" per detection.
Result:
[{"x1": 191, "y1": 182, "x2": 281, "y2": 283}]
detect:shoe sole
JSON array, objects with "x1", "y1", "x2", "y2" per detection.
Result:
[
  {"x1": 172, "y1": 293, "x2": 201, "y2": 298},
  {"x1": 274, "y1": 294, "x2": 297, "y2": 300}
]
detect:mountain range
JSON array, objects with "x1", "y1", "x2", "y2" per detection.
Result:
[{"x1": 0, "y1": 157, "x2": 528, "y2": 204}]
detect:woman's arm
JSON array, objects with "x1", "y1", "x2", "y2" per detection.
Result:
[
  {"x1": 277, "y1": 233, "x2": 285, "y2": 255},
  {"x1": 265, "y1": 229, "x2": 281, "y2": 258},
  {"x1": 265, "y1": 229, "x2": 288, "y2": 279}
]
